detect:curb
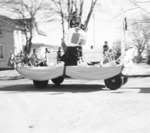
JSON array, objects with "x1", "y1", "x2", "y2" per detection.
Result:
[{"x1": 126, "y1": 74, "x2": 150, "y2": 78}]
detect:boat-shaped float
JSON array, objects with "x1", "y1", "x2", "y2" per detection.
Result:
[
  {"x1": 16, "y1": 62, "x2": 65, "y2": 88},
  {"x1": 16, "y1": 62, "x2": 127, "y2": 90},
  {"x1": 65, "y1": 65, "x2": 122, "y2": 80}
]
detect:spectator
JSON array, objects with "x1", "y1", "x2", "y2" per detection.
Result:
[
  {"x1": 8, "y1": 51, "x2": 15, "y2": 68},
  {"x1": 103, "y1": 41, "x2": 109, "y2": 55},
  {"x1": 102, "y1": 41, "x2": 114, "y2": 64},
  {"x1": 91, "y1": 45, "x2": 94, "y2": 49},
  {"x1": 77, "y1": 46, "x2": 83, "y2": 63},
  {"x1": 57, "y1": 47, "x2": 62, "y2": 63}
]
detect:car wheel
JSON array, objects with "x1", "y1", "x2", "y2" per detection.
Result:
[
  {"x1": 51, "y1": 76, "x2": 64, "y2": 86},
  {"x1": 104, "y1": 74, "x2": 122, "y2": 90}
]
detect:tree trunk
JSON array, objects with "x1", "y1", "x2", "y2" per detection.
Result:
[
  {"x1": 24, "y1": 36, "x2": 32, "y2": 55},
  {"x1": 60, "y1": 13, "x2": 67, "y2": 52},
  {"x1": 83, "y1": 0, "x2": 97, "y2": 30}
]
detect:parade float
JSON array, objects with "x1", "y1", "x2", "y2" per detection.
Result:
[{"x1": 15, "y1": 0, "x2": 128, "y2": 90}]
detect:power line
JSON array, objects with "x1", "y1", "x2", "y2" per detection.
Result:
[
  {"x1": 111, "y1": 7, "x2": 140, "y2": 20},
  {"x1": 136, "y1": 1, "x2": 150, "y2": 3},
  {"x1": 112, "y1": 0, "x2": 150, "y2": 20},
  {"x1": 128, "y1": 0, "x2": 150, "y2": 14}
]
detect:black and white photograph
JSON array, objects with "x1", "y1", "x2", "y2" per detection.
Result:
[{"x1": 0, "y1": 0, "x2": 150, "y2": 132}]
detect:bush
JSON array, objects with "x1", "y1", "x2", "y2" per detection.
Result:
[
  {"x1": 133, "y1": 56, "x2": 143, "y2": 63},
  {"x1": 147, "y1": 55, "x2": 150, "y2": 64}
]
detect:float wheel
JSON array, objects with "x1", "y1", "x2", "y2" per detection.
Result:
[
  {"x1": 104, "y1": 74, "x2": 122, "y2": 90},
  {"x1": 33, "y1": 80, "x2": 49, "y2": 88},
  {"x1": 51, "y1": 76, "x2": 64, "y2": 86}
]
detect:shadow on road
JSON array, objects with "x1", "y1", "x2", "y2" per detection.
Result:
[
  {"x1": 0, "y1": 75, "x2": 24, "y2": 80},
  {"x1": 0, "y1": 84, "x2": 105, "y2": 93},
  {"x1": 139, "y1": 87, "x2": 150, "y2": 93},
  {"x1": 111, "y1": 87, "x2": 150, "y2": 94}
]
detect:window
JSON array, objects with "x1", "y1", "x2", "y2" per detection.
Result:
[{"x1": 0, "y1": 45, "x2": 4, "y2": 59}]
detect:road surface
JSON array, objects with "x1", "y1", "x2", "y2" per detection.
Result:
[{"x1": 0, "y1": 77, "x2": 150, "y2": 133}]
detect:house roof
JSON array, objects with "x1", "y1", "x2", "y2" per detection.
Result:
[
  {"x1": 13, "y1": 18, "x2": 32, "y2": 28},
  {"x1": 0, "y1": 15, "x2": 15, "y2": 29},
  {"x1": 0, "y1": 15, "x2": 31, "y2": 30}
]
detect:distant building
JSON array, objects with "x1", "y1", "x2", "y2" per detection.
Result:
[{"x1": 0, "y1": 15, "x2": 27, "y2": 68}]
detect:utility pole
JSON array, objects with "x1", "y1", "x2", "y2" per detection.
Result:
[
  {"x1": 121, "y1": 10, "x2": 128, "y2": 64},
  {"x1": 93, "y1": 12, "x2": 95, "y2": 47}
]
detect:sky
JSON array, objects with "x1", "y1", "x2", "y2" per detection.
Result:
[{"x1": 1, "y1": 0, "x2": 150, "y2": 48}]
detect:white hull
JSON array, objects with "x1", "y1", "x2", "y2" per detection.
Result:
[
  {"x1": 16, "y1": 63, "x2": 64, "y2": 81},
  {"x1": 16, "y1": 63, "x2": 122, "y2": 81},
  {"x1": 66, "y1": 65, "x2": 122, "y2": 80}
]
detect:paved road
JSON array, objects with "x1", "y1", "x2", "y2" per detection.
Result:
[{"x1": 0, "y1": 77, "x2": 150, "y2": 133}]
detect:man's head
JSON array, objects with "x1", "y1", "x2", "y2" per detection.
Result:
[
  {"x1": 104, "y1": 41, "x2": 108, "y2": 45},
  {"x1": 103, "y1": 41, "x2": 109, "y2": 51}
]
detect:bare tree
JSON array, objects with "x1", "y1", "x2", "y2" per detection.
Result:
[
  {"x1": 0, "y1": 0, "x2": 98, "y2": 53},
  {"x1": 131, "y1": 16, "x2": 150, "y2": 63},
  {"x1": 50, "y1": 0, "x2": 98, "y2": 51},
  {"x1": 50, "y1": 0, "x2": 67, "y2": 50},
  {"x1": 0, "y1": 0, "x2": 49, "y2": 55},
  {"x1": 128, "y1": 0, "x2": 150, "y2": 14}
]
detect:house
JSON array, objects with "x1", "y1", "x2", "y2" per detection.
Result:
[
  {"x1": 0, "y1": 15, "x2": 61, "y2": 68},
  {"x1": 0, "y1": 15, "x2": 26, "y2": 68}
]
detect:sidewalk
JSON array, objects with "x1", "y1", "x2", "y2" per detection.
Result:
[
  {"x1": 123, "y1": 63, "x2": 150, "y2": 77},
  {"x1": 0, "y1": 69, "x2": 23, "y2": 80}
]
